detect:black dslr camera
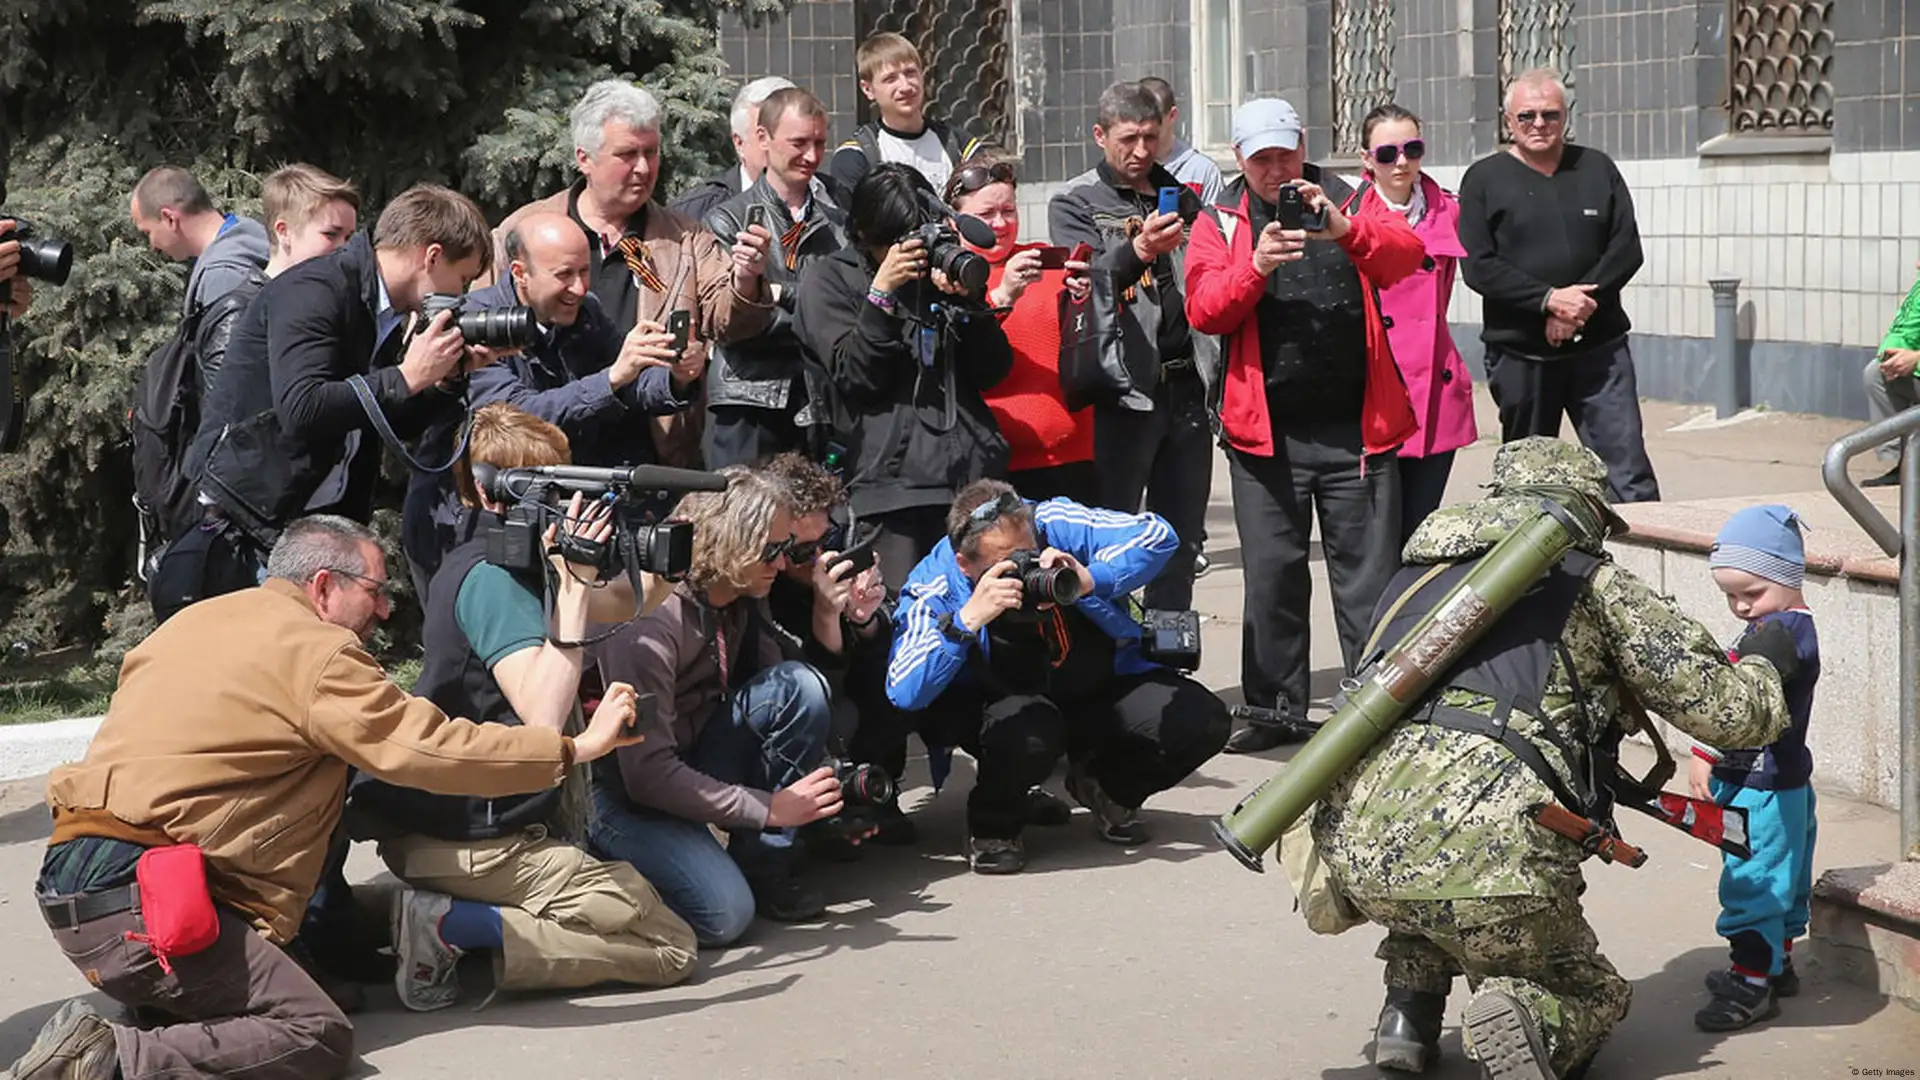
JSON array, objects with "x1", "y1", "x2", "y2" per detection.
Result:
[
  {"x1": 0, "y1": 217, "x2": 72, "y2": 285},
  {"x1": 910, "y1": 191, "x2": 992, "y2": 299},
  {"x1": 421, "y1": 292, "x2": 538, "y2": 349},
  {"x1": 1138, "y1": 609, "x2": 1202, "y2": 671},
  {"x1": 1002, "y1": 548, "x2": 1086, "y2": 615},
  {"x1": 470, "y1": 461, "x2": 729, "y2": 582},
  {"x1": 824, "y1": 756, "x2": 895, "y2": 808}
]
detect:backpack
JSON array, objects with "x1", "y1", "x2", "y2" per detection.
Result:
[{"x1": 130, "y1": 303, "x2": 208, "y2": 550}]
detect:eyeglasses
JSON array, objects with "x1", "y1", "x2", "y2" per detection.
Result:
[
  {"x1": 326, "y1": 568, "x2": 397, "y2": 601},
  {"x1": 945, "y1": 161, "x2": 1017, "y2": 204},
  {"x1": 1369, "y1": 139, "x2": 1425, "y2": 166},
  {"x1": 758, "y1": 535, "x2": 797, "y2": 565},
  {"x1": 1513, "y1": 110, "x2": 1564, "y2": 128}
]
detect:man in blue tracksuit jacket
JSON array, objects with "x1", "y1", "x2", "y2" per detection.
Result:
[{"x1": 887, "y1": 479, "x2": 1230, "y2": 875}]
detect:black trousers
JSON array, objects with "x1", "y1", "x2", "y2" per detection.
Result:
[
  {"x1": 703, "y1": 403, "x2": 807, "y2": 470},
  {"x1": 1010, "y1": 460, "x2": 1100, "y2": 507},
  {"x1": 1093, "y1": 367, "x2": 1213, "y2": 611},
  {"x1": 1484, "y1": 337, "x2": 1662, "y2": 503},
  {"x1": 1397, "y1": 449, "x2": 1456, "y2": 547},
  {"x1": 921, "y1": 667, "x2": 1230, "y2": 839},
  {"x1": 868, "y1": 504, "x2": 951, "y2": 595},
  {"x1": 1228, "y1": 424, "x2": 1401, "y2": 722}
]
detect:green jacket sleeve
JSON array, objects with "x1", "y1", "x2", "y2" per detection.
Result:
[{"x1": 1880, "y1": 273, "x2": 1920, "y2": 353}]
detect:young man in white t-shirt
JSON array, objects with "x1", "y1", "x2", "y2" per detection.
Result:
[{"x1": 826, "y1": 32, "x2": 980, "y2": 195}]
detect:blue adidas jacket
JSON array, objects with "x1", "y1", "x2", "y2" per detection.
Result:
[{"x1": 886, "y1": 498, "x2": 1178, "y2": 712}]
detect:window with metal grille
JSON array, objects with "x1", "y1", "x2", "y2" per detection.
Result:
[
  {"x1": 1331, "y1": 0, "x2": 1396, "y2": 155},
  {"x1": 1496, "y1": 0, "x2": 1575, "y2": 142},
  {"x1": 1727, "y1": 1, "x2": 1833, "y2": 135},
  {"x1": 856, "y1": 0, "x2": 1015, "y2": 150}
]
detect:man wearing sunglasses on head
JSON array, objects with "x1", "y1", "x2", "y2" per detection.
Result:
[
  {"x1": 1458, "y1": 68, "x2": 1661, "y2": 505},
  {"x1": 586, "y1": 467, "x2": 846, "y2": 944}
]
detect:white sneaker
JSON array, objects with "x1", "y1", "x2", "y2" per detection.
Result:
[{"x1": 391, "y1": 888, "x2": 462, "y2": 1012}]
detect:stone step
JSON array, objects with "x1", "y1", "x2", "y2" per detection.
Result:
[{"x1": 1809, "y1": 861, "x2": 1920, "y2": 1012}]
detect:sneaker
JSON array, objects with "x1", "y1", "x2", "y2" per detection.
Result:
[
  {"x1": 968, "y1": 835, "x2": 1027, "y2": 874},
  {"x1": 1065, "y1": 763, "x2": 1150, "y2": 845},
  {"x1": 1461, "y1": 989, "x2": 1551, "y2": 1080},
  {"x1": 869, "y1": 798, "x2": 919, "y2": 846},
  {"x1": 391, "y1": 888, "x2": 462, "y2": 1013},
  {"x1": 1705, "y1": 962, "x2": 1800, "y2": 999},
  {"x1": 1023, "y1": 786, "x2": 1073, "y2": 827},
  {"x1": 1694, "y1": 972, "x2": 1778, "y2": 1032},
  {"x1": 7, "y1": 999, "x2": 115, "y2": 1080},
  {"x1": 748, "y1": 873, "x2": 827, "y2": 922}
]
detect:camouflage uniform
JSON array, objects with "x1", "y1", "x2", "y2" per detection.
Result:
[{"x1": 1311, "y1": 438, "x2": 1791, "y2": 1077}]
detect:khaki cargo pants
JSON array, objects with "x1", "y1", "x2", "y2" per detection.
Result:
[{"x1": 380, "y1": 826, "x2": 697, "y2": 992}]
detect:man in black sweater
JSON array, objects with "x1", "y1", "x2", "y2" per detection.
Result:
[{"x1": 1459, "y1": 69, "x2": 1661, "y2": 503}]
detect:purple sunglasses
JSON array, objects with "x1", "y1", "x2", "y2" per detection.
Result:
[{"x1": 1369, "y1": 139, "x2": 1426, "y2": 166}]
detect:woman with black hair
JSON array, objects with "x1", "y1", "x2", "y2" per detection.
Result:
[{"x1": 793, "y1": 162, "x2": 1013, "y2": 593}]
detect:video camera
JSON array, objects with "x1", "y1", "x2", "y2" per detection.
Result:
[
  {"x1": 470, "y1": 461, "x2": 729, "y2": 582},
  {"x1": 1002, "y1": 548, "x2": 1085, "y2": 615},
  {"x1": 421, "y1": 292, "x2": 538, "y2": 350},
  {"x1": 909, "y1": 192, "x2": 994, "y2": 299}
]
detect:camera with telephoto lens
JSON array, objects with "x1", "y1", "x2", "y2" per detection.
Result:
[
  {"x1": 909, "y1": 191, "x2": 992, "y2": 299},
  {"x1": 824, "y1": 756, "x2": 895, "y2": 808},
  {"x1": 1003, "y1": 547, "x2": 1085, "y2": 613},
  {"x1": 471, "y1": 461, "x2": 730, "y2": 581},
  {"x1": 0, "y1": 217, "x2": 72, "y2": 286},
  {"x1": 420, "y1": 292, "x2": 539, "y2": 349},
  {"x1": 1138, "y1": 608, "x2": 1202, "y2": 671}
]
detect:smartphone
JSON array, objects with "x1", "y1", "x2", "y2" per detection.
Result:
[
  {"x1": 667, "y1": 310, "x2": 691, "y2": 355},
  {"x1": 1275, "y1": 185, "x2": 1306, "y2": 231},
  {"x1": 1068, "y1": 241, "x2": 1093, "y2": 264},
  {"x1": 829, "y1": 532, "x2": 879, "y2": 577},
  {"x1": 1035, "y1": 246, "x2": 1073, "y2": 270},
  {"x1": 1157, "y1": 186, "x2": 1183, "y2": 215},
  {"x1": 745, "y1": 204, "x2": 768, "y2": 232}
]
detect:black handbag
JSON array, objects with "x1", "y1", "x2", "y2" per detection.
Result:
[{"x1": 1057, "y1": 271, "x2": 1156, "y2": 412}]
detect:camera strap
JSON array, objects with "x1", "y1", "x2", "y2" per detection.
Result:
[{"x1": 345, "y1": 373, "x2": 471, "y2": 475}]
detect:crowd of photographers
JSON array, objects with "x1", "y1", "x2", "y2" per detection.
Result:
[{"x1": 0, "y1": 31, "x2": 1289, "y2": 1080}]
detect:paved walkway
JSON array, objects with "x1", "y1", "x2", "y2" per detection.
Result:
[{"x1": 0, "y1": 391, "x2": 1915, "y2": 1078}]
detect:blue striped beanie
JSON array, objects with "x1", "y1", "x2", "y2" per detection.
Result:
[{"x1": 1708, "y1": 504, "x2": 1805, "y2": 589}]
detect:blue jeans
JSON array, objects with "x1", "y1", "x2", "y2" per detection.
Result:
[{"x1": 588, "y1": 660, "x2": 833, "y2": 947}]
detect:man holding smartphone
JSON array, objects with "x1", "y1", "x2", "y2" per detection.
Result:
[
  {"x1": 1048, "y1": 81, "x2": 1213, "y2": 613},
  {"x1": 1185, "y1": 98, "x2": 1426, "y2": 754}
]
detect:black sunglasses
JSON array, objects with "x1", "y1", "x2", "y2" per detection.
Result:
[
  {"x1": 1369, "y1": 138, "x2": 1425, "y2": 166},
  {"x1": 950, "y1": 489, "x2": 1024, "y2": 547},
  {"x1": 945, "y1": 161, "x2": 1017, "y2": 203},
  {"x1": 1513, "y1": 109, "x2": 1564, "y2": 127},
  {"x1": 758, "y1": 535, "x2": 797, "y2": 565}
]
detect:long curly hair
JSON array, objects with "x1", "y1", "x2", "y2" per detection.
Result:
[{"x1": 677, "y1": 466, "x2": 794, "y2": 593}]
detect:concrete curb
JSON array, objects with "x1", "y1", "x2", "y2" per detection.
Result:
[{"x1": 0, "y1": 716, "x2": 101, "y2": 782}]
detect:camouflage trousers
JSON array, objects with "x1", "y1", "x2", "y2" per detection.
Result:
[{"x1": 1359, "y1": 894, "x2": 1632, "y2": 1076}]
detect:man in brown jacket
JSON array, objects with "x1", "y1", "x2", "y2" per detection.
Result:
[
  {"x1": 9, "y1": 515, "x2": 645, "y2": 1080},
  {"x1": 485, "y1": 79, "x2": 778, "y2": 468}
]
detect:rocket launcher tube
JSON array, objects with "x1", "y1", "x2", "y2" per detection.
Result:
[{"x1": 1212, "y1": 496, "x2": 1606, "y2": 872}]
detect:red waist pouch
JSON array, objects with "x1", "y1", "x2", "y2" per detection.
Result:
[{"x1": 125, "y1": 844, "x2": 221, "y2": 974}]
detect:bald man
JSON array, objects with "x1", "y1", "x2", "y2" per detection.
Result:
[{"x1": 401, "y1": 211, "x2": 696, "y2": 592}]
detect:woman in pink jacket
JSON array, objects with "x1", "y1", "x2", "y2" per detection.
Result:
[{"x1": 1356, "y1": 104, "x2": 1477, "y2": 544}]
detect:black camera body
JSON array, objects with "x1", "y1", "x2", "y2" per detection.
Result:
[
  {"x1": 472, "y1": 462, "x2": 726, "y2": 581},
  {"x1": 0, "y1": 216, "x2": 72, "y2": 285},
  {"x1": 421, "y1": 292, "x2": 538, "y2": 349},
  {"x1": 911, "y1": 219, "x2": 990, "y2": 298},
  {"x1": 1003, "y1": 548, "x2": 1085, "y2": 613},
  {"x1": 1138, "y1": 608, "x2": 1202, "y2": 671},
  {"x1": 825, "y1": 756, "x2": 895, "y2": 808}
]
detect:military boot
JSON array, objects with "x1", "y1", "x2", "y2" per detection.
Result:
[
  {"x1": 1373, "y1": 988, "x2": 1447, "y2": 1072},
  {"x1": 1462, "y1": 989, "x2": 1552, "y2": 1080}
]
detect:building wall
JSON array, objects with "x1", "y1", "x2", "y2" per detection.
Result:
[{"x1": 718, "y1": 0, "x2": 1919, "y2": 420}]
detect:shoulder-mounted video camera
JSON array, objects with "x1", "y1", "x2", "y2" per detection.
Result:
[{"x1": 470, "y1": 461, "x2": 728, "y2": 582}]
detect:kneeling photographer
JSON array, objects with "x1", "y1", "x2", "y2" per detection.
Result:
[
  {"x1": 792, "y1": 162, "x2": 1013, "y2": 593},
  {"x1": 587, "y1": 467, "x2": 851, "y2": 946},
  {"x1": 887, "y1": 480, "x2": 1230, "y2": 874},
  {"x1": 346, "y1": 403, "x2": 698, "y2": 1011}
]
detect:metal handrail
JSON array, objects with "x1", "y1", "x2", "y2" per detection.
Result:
[{"x1": 1821, "y1": 409, "x2": 1920, "y2": 861}]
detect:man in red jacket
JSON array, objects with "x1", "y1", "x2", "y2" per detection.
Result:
[{"x1": 1186, "y1": 98, "x2": 1426, "y2": 754}]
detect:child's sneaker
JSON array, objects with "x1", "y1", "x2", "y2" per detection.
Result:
[
  {"x1": 1694, "y1": 971, "x2": 1779, "y2": 1032},
  {"x1": 1704, "y1": 960, "x2": 1800, "y2": 999}
]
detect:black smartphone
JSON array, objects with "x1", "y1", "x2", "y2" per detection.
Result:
[
  {"x1": 746, "y1": 204, "x2": 768, "y2": 231},
  {"x1": 667, "y1": 310, "x2": 691, "y2": 355},
  {"x1": 829, "y1": 532, "x2": 878, "y2": 577},
  {"x1": 1275, "y1": 185, "x2": 1306, "y2": 231}
]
